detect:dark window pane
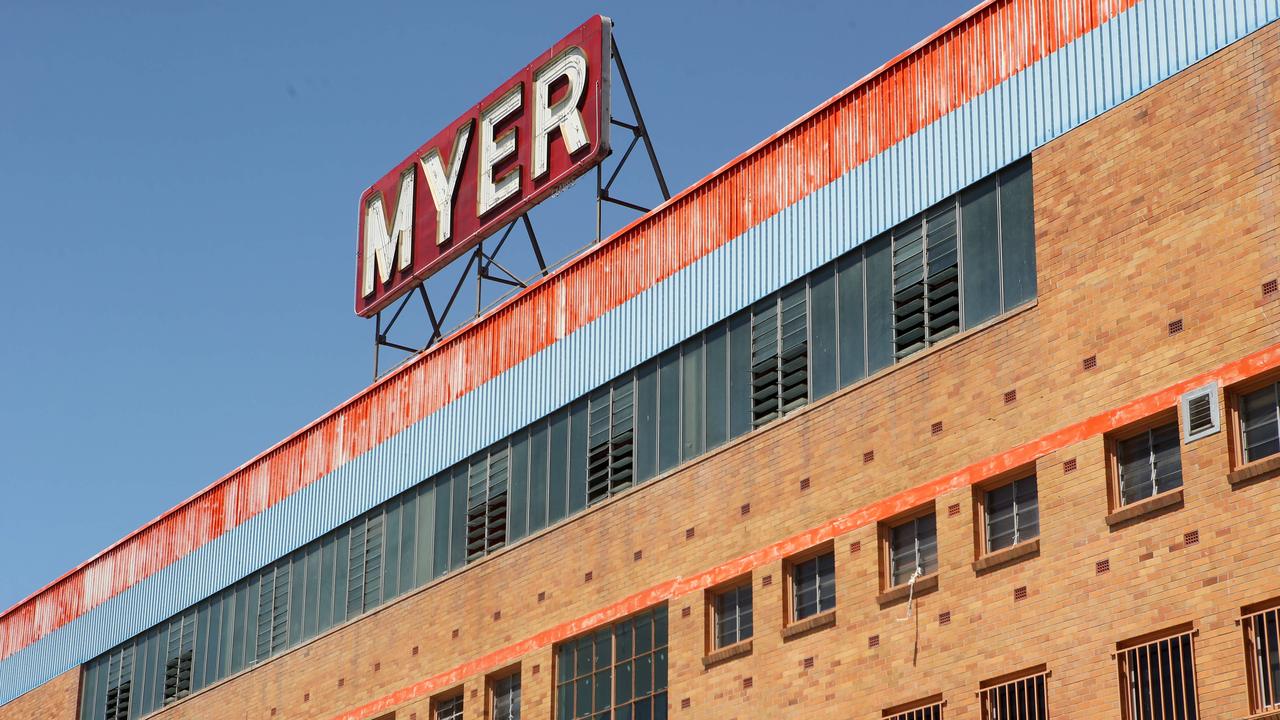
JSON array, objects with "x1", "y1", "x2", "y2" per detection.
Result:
[
  {"x1": 507, "y1": 431, "x2": 529, "y2": 542},
  {"x1": 527, "y1": 420, "x2": 550, "y2": 534},
  {"x1": 548, "y1": 408, "x2": 570, "y2": 524},
  {"x1": 449, "y1": 466, "x2": 467, "y2": 572},
  {"x1": 864, "y1": 233, "x2": 894, "y2": 373},
  {"x1": 810, "y1": 264, "x2": 839, "y2": 399},
  {"x1": 681, "y1": 337, "x2": 704, "y2": 461},
  {"x1": 728, "y1": 311, "x2": 753, "y2": 438},
  {"x1": 704, "y1": 323, "x2": 729, "y2": 449},
  {"x1": 568, "y1": 399, "x2": 588, "y2": 515},
  {"x1": 634, "y1": 360, "x2": 659, "y2": 484},
  {"x1": 382, "y1": 500, "x2": 401, "y2": 600},
  {"x1": 836, "y1": 251, "x2": 866, "y2": 387},
  {"x1": 658, "y1": 349, "x2": 681, "y2": 473},
  {"x1": 961, "y1": 174, "x2": 1001, "y2": 327},
  {"x1": 1000, "y1": 157, "x2": 1037, "y2": 308}
]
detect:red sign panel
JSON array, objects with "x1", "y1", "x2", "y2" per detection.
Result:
[{"x1": 355, "y1": 16, "x2": 613, "y2": 317}]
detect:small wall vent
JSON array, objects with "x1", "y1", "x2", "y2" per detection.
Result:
[{"x1": 1180, "y1": 382, "x2": 1221, "y2": 443}]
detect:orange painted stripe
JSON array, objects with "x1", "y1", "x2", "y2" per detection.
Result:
[{"x1": 331, "y1": 342, "x2": 1280, "y2": 720}]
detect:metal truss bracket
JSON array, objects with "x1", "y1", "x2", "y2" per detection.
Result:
[
  {"x1": 595, "y1": 39, "x2": 671, "y2": 242},
  {"x1": 373, "y1": 213, "x2": 548, "y2": 379}
]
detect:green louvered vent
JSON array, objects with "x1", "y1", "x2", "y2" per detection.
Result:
[
  {"x1": 466, "y1": 446, "x2": 509, "y2": 562},
  {"x1": 254, "y1": 563, "x2": 289, "y2": 661},
  {"x1": 893, "y1": 200, "x2": 960, "y2": 359},
  {"x1": 103, "y1": 646, "x2": 133, "y2": 720},
  {"x1": 587, "y1": 377, "x2": 635, "y2": 505},
  {"x1": 345, "y1": 513, "x2": 383, "y2": 616},
  {"x1": 751, "y1": 284, "x2": 808, "y2": 428},
  {"x1": 162, "y1": 611, "x2": 194, "y2": 704}
]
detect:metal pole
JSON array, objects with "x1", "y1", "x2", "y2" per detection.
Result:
[
  {"x1": 595, "y1": 163, "x2": 603, "y2": 243},
  {"x1": 611, "y1": 41, "x2": 670, "y2": 200},
  {"x1": 373, "y1": 311, "x2": 382, "y2": 381}
]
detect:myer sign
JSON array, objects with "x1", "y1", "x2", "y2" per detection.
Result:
[{"x1": 355, "y1": 16, "x2": 613, "y2": 318}]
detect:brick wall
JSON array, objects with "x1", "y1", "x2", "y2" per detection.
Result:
[{"x1": 7, "y1": 19, "x2": 1279, "y2": 720}]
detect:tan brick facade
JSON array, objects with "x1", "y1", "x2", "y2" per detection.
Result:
[{"x1": 7, "y1": 18, "x2": 1280, "y2": 720}]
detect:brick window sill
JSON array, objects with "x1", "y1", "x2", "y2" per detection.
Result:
[
  {"x1": 877, "y1": 573, "x2": 938, "y2": 606},
  {"x1": 702, "y1": 639, "x2": 753, "y2": 668},
  {"x1": 1105, "y1": 488, "x2": 1183, "y2": 527},
  {"x1": 781, "y1": 609, "x2": 836, "y2": 640},
  {"x1": 973, "y1": 538, "x2": 1040, "y2": 573},
  {"x1": 1228, "y1": 454, "x2": 1280, "y2": 486},
  {"x1": 1241, "y1": 711, "x2": 1280, "y2": 720}
]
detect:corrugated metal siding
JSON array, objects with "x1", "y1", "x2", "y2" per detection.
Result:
[{"x1": 4, "y1": 0, "x2": 1279, "y2": 704}]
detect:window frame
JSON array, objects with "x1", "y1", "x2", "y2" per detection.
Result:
[
  {"x1": 977, "y1": 473, "x2": 1040, "y2": 555},
  {"x1": 706, "y1": 576, "x2": 754, "y2": 652},
  {"x1": 978, "y1": 665, "x2": 1049, "y2": 720},
  {"x1": 1229, "y1": 375, "x2": 1280, "y2": 469},
  {"x1": 1105, "y1": 411, "x2": 1184, "y2": 515},
  {"x1": 431, "y1": 691, "x2": 464, "y2": 720},
  {"x1": 882, "y1": 694, "x2": 945, "y2": 720},
  {"x1": 1242, "y1": 598, "x2": 1280, "y2": 715},
  {"x1": 488, "y1": 667, "x2": 521, "y2": 720},
  {"x1": 880, "y1": 505, "x2": 939, "y2": 591},
  {"x1": 784, "y1": 543, "x2": 837, "y2": 625},
  {"x1": 1114, "y1": 625, "x2": 1200, "y2": 720}
]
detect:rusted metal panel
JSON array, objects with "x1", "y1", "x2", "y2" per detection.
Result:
[{"x1": 3, "y1": 0, "x2": 1274, "y2": 691}]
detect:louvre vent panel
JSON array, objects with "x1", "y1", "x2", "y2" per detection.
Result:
[{"x1": 465, "y1": 447, "x2": 511, "y2": 561}]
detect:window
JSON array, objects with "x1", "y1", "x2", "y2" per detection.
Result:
[
  {"x1": 434, "y1": 695, "x2": 464, "y2": 720},
  {"x1": 1116, "y1": 629, "x2": 1199, "y2": 720},
  {"x1": 890, "y1": 514, "x2": 938, "y2": 587},
  {"x1": 1243, "y1": 603, "x2": 1280, "y2": 713},
  {"x1": 1241, "y1": 381, "x2": 1280, "y2": 463},
  {"x1": 892, "y1": 200, "x2": 960, "y2": 358},
  {"x1": 587, "y1": 378, "x2": 635, "y2": 505},
  {"x1": 347, "y1": 512, "x2": 386, "y2": 616},
  {"x1": 103, "y1": 647, "x2": 134, "y2": 720},
  {"x1": 1115, "y1": 422, "x2": 1183, "y2": 505},
  {"x1": 255, "y1": 562, "x2": 290, "y2": 661},
  {"x1": 712, "y1": 583, "x2": 753, "y2": 648},
  {"x1": 750, "y1": 282, "x2": 808, "y2": 427},
  {"x1": 884, "y1": 698, "x2": 944, "y2": 720},
  {"x1": 979, "y1": 669, "x2": 1048, "y2": 719},
  {"x1": 984, "y1": 476, "x2": 1039, "y2": 552},
  {"x1": 492, "y1": 673, "x2": 521, "y2": 720},
  {"x1": 555, "y1": 606, "x2": 668, "y2": 720},
  {"x1": 466, "y1": 445, "x2": 509, "y2": 562},
  {"x1": 790, "y1": 551, "x2": 836, "y2": 621},
  {"x1": 163, "y1": 611, "x2": 195, "y2": 704}
]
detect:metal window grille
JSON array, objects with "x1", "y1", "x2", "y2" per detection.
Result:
[
  {"x1": 1116, "y1": 631, "x2": 1199, "y2": 720},
  {"x1": 1116, "y1": 423, "x2": 1183, "y2": 506},
  {"x1": 1241, "y1": 382, "x2": 1280, "y2": 463},
  {"x1": 434, "y1": 695, "x2": 463, "y2": 720},
  {"x1": 103, "y1": 646, "x2": 134, "y2": 720},
  {"x1": 792, "y1": 552, "x2": 836, "y2": 621},
  {"x1": 163, "y1": 610, "x2": 195, "y2": 704},
  {"x1": 985, "y1": 476, "x2": 1039, "y2": 552},
  {"x1": 554, "y1": 606, "x2": 668, "y2": 720},
  {"x1": 466, "y1": 445, "x2": 509, "y2": 562},
  {"x1": 885, "y1": 701, "x2": 944, "y2": 720},
  {"x1": 1179, "y1": 384, "x2": 1220, "y2": 443},
  {"x1": 587, "y1": 377, "x2": 635, "y2": 505},
  {"x1": 347, "y1": 512, "x2": 384, "y2": 616},
  {"x1": 892, "y1": 199, "x2": 960, "y2": 359},
  {"x1": 492, "y1": 673, "x2": 521, "y2": 720},
  {"x1": 254, "y1": 562, "x2": 290, "y2": 661},
  {"x1": 1244, "y1": 605, "x2": 1280, "y2": 713},
  {"x1": 890, "y1": 514, "x2": 938, "y2": 586},
  {"x1": 750, "y1": 283, "x2": 808, "y2": 428},
  {"x1": 714, "y1": 584, "x2": 754, "y2": 648},
  {"x1": 980, "y1": 672, "x2": 1048, "y2": 719}
]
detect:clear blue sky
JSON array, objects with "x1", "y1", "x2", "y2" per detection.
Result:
[{"x1": 0, "y1": 0, "x2": 977, "y2": 611}]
